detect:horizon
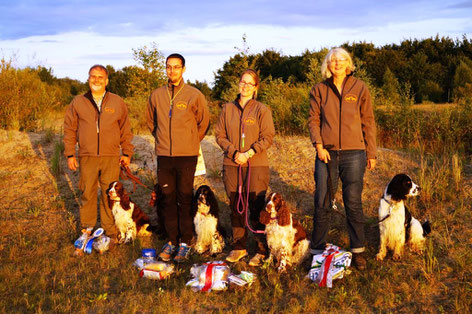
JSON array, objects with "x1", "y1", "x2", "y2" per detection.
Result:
[{"x1": 1, "y1": 0, "x2": 471, "y2": 85}]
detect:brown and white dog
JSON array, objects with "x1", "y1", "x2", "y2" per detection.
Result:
[
  {"x1": 376, "y1": 174, "x2": 431, "y2": 261},
  {"x1": 191, "y1": 185, "x2": 225, "y2": 255},
  {"x1": 260, "y1": 192, "x2": 310, "y2": 272},
  {"x1": 107, "y1": 181, "x2": 152, "y2": 243}
]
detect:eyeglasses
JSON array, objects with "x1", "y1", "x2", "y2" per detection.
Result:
[
  {"x1": 166, "y1": 65, "x2": 183, "y2": 71},
  {"x1": 239, "y1": 81, "x2": 256, "y2": 87},
  {"x1": 330, "y1": 58, "x2": 347, "y2": 64}
]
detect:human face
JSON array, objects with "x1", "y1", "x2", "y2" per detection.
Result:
[
  {"x1": 166, "y1": 58, "x2": 185, "y2": 85},
  {"x1": 239, "y1": 73, "x2": 257, "y2": 98},
  {"x1": 88, "y1": 68, "x2": 108, "y2": 95},
  {"x1": 328, "y1": 54, "x2": 349, "y2": 79}
]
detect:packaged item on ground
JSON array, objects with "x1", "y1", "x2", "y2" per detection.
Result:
[
  {"x1": 186, "y1": 261, "x2": 230, "y2": 292},
  {"x1": 139, "y1": 262, "x2": 175, "y2": 280},
  {"x1": 228, "y1": 271, "x2": 256, "y2": 287},
  {"x1": 142, "y1": 248, "x2": 157, "y2": 264},
  {"x1": 308, "y1": 244, "x2": 352, "y2": 288},
  {"x1": 74, "y1": 227, "x2": 93, "y2": 256},
  {"x1": 84, "y1": 228, "x2": 104, "y2": 254},
  {"x1": 93, "y1": 234, "x2": 110, "y2": 254}
]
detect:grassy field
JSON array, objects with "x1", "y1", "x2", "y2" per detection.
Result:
[{"x1": 0, "y1": 128, "x2": 471, "y2": 313}]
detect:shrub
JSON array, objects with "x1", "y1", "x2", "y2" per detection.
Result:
[{"x1": 0, "y1": 59, "x2": 62, "y2": 131}]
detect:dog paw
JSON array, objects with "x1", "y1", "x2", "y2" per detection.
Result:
[
  {"x1": 392, "y1": 254, "x2": 402, "y2": 261},
  {"x1": 375, "y1": 253, "x2": 385, "y2": 261}
]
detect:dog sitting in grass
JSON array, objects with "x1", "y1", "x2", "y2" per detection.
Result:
[
  {"x1": 107, "y1": 181, "x2": 152, "y2": 243},
  {"x1": 376, "y1": 174, "x2": 431, "y2": 261}
]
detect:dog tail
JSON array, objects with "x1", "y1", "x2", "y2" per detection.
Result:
[{"x1": 422, "y1": 220, "x2": 431, "y2": 237}]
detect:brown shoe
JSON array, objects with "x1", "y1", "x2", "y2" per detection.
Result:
[
  {"x1": 226, "y1": 250, "x2": 248, "y2": 263},
  {"x1": 248, "y1": 253, "x2": 265, "y2": 267},
  {"x1": 352, "y1": 253, "x2": 367, "y2": 270}
]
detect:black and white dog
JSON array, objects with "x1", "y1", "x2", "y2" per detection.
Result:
[
  {"x1": 191, "y1": 185, "x2": 225, "y2": 255},
  {"x1": 376, "y1": 174, "x2": 431, "y2": 261}
]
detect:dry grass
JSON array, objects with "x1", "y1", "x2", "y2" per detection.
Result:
[{"x1": 0, "y1": 129, "x2": 471, "y2": 312}]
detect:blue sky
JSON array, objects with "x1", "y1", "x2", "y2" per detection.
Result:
[{"x1": 1, "y1": 0, "x2": 471, "y2": 84}]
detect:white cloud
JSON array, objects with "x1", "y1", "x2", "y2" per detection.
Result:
[{"x1": 1, "y1": 17, "x2": 470, "y2": 85}]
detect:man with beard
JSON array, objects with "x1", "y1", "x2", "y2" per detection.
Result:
[{"x1": 64, "y1": 64, "x2": 134, "y2": 241}]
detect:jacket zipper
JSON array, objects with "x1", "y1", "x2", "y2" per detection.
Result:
[{"x1": 169, "y1": 85, "x2": 174, "y2": 156}]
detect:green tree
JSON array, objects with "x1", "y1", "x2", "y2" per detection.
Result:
[
  {"x1": 128, "y1": 42, "x2": 166, "y2": 96},
  {"x1": 453, "y1": 58, "x2": 472, "y2": 102}
]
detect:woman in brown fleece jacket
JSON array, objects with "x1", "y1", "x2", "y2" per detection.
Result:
[
  {"x1": 308, "y1": 47, "x2": 377, "y2": 271},
  {"x1": 215, "y1": 69, "x2": 275, "y2": 266}
]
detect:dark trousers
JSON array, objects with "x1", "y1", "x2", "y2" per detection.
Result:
[
  {"x1": 223, "y1": 165, "x2": 269, "y2": 255},
  {"x1": 311, "y1": 150, "x2": 366, "y2": 254},
  {"x1": 157, "y1": 156, "x2": 197, "y2": 244}
]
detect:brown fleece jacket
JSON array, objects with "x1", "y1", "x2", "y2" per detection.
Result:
[
  {"x1": 308, "y1": 75, "x2": 377, "y2": 159},
  {"x1": 63, "y1": 90, "x2": 134, "y2": 158},
  {"x1": 215, "y1": 98, "x2": 275, "y2": 167},
  {"x1": 145, "y1": 80, "x2": 210, "y2": 157}
]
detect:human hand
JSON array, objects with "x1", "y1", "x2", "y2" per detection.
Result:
[
  {"x1": 120, "y1": 156, "x2": 131, "y2": 167},
  {"x1": 234, "y1": 152, "x2": 248, "y2": 165},
  {"x1": 316, "y1": 145, "x2": 331, "y2": 163},
  {"x1": 67, "y1": 156, "x2": 78, "y2": 171},
  {"x1": 367, "y1": 158, "x2": 376, "y2": 170}
]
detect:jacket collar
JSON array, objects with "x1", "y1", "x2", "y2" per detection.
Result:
[{"x1": 84, "y1": 90, "x2": 108, "y2": 112}]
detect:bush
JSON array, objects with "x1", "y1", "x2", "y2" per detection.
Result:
[{"x1": 0, "y1": 59, "x2": 63, "y2": 131}]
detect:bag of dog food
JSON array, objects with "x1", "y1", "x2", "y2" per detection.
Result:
[
  {"x1": 186, "y1": 261, "x2": 230, "y2": 292},
  {"x1": 139, "y1": 262, "x2": 175, "y2": 280},
  {"x1": 308, "y1": 244, "x2": 352, "y2": 288}
]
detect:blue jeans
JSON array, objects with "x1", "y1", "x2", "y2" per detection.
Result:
[{"x1": 310, "y1": 150, "x2": 366, "y2": 254}]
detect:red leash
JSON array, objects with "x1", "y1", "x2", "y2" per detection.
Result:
[
  {"x1": 119, "y1": 161, "x2": 153, "y2": 193},
  {"x1": 236, "y1": 162, "x2": 265, "y2": 234}
]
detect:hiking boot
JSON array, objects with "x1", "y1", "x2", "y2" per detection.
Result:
[
  {"x1": 158, "y1": 242, "x2": 176, "y2": 262},
  {"x1": 226, "y1": 249, "x2": 248, "y2": 263},
  {"x1": 352, "y1": 252, "x2": 367, "y2": 271},
  {"x1": 174, "y1": 243, "x2": 191, "y2": 263},
  {"x1": 248, "y1": 253, "x2": 266, "y2": 267}
]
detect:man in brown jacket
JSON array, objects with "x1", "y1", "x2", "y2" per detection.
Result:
[
  {"x1": 146, "y1": 53, "x2": 209, "y2": 262},
  {"x1": 64, "y1": 64, "x2": 134, "y2": 239}
]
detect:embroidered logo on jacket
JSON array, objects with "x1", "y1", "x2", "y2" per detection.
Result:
[
  {"x1": 175, "y1": 101, "x2": 188, "y2": 110},
  {"x1": 104, "y1": 107, "x2": 115, "y2": 113},
  {"x1": 345, "y1": 94, "x2": 357, "y2": 103},
  {"x1": 244, "y1": 118, "x2": 256, "y2": 125}
]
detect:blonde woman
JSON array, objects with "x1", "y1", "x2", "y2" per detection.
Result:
[
  {"x1": 308, "y1": 48, "x2": 377, "y2": 271},
  {"x1": 215, "y1": 69, "x2": 275, "y2": 266}
]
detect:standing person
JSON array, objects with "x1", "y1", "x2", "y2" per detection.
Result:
[
  {"x1": 64, "y1": 64, "x2": 134, "y2": 240},
  {"x1": 308, "y1": 47, "x2": 377, "y2": 270},
  {"x1": 215, "y1": 69, "x2": 275, "y2": 266},
  {"x1": 146, "y1": 53, "x2": 210, "y2": 263}
]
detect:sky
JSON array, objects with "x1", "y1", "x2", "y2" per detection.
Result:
[{"x1": 1, "y1": 0, "x2": 471, "y2": 85}]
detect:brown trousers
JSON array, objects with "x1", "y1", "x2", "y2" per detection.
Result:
[
  {"x1": 78, "y1": 156, "x2": 120, "y2": 236},
  {"x1": 223, "y1": 165, "x2": 269, "y2": 254}
]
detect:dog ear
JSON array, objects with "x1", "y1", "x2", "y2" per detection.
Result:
[
  {"x1": 207, "y1": 188, "x2": 220, "y2": 217},
  {"x1": 120, "y1": 190, "x2": 131, "y2": 210},
  {"x1": 259, "y1": 210, "x2": 271, "y2": 225},
  {"x1": 277, "y1": 205, "x2": 291, "y2": 226}
]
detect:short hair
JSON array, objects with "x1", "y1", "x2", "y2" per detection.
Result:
[
  {"x1": 166, "y1": 53, "x2": 185, "y2": 67},
  {"x1": 320, "y1": 48, "x2": 355, "y2": 79},
  {"x1": 240, "y1": 69, "x2": 260, "y2": 99},
  {"x1": 88, "y1": 64, "x2": 108, "y2": 77}
]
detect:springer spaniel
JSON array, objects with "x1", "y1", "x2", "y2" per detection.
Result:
[
  {"x1": 191, "y1": 185, "x2": 225, "y2": 255},
  {"x1": 107, "y1": 181, "x2": 152, "y2": 244},
  {"x1": 260, "y1": 192, "x2": 310, "y2": 272},
  {"x1": 376, "y1": 174, "x2": 431, "y2": 261}
]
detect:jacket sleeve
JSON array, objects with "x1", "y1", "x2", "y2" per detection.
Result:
[
  {"x1": 359, "y1": 83, "x2": 377, "y2": 159},
  {"x1": 307, "y1": 84, "x2": 323, "y2": 146},
  {"x1": 145, "y1": 94, "x2": 158, "y2": 142},
  {"x1": 119, "y1": 100, "x2": 134, "y2": 157},
  {"x1": 63, "y1": 99, "x2": 78, "y2": 157},
  {"x1": 251, "y1": 105, "x2": 275, "y2": 154},
  {"x1": 215, "y1": 104, "x2": 237, "y2": 159},
  {"x1": 195, "y1": 92, "x2": 210, "y2": 141}
]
